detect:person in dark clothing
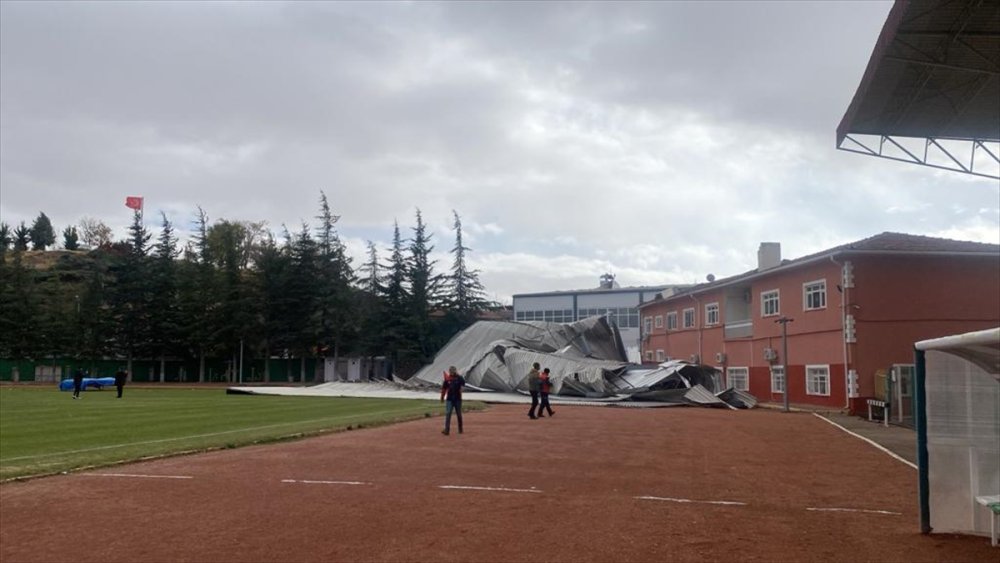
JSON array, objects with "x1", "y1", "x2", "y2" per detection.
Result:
[
  {"x1": 114, "y1": 369, "x2": 127, "y2": 399},
  {"x1": 72, "y1": 368, "x2": 84, "y2": 399},
  {"x1": 527, "y1": 362, "x2": 541, "y2": 419},
  {"x1": 440, "y1": 366, "x2": 466, "y2": 435},
  {"x1": 538, "y1": 367, "x2": 555, "y2": 417}
]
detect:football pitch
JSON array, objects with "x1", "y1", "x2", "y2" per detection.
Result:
[{"x1": 0, "y1": 385, "x2": 457, "y2": 481}]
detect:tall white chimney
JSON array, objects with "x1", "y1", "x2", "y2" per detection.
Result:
[{"x1": 757, "y1": 242, "x2": 781, "y2": 271}]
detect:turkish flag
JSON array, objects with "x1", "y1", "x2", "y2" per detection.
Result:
[{"x1": 125, "y1": 196, "x2": 143, "y2": 210}]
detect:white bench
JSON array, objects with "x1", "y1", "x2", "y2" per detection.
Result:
[
  {"x1": 975, "y1": 494, "x2": 1000, "y2": 547},
  {"x1": 866, "y1": 399, "x2": 890, "y2": 428}
]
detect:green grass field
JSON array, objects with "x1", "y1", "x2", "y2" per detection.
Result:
[{"x1": 0, "y1": 385, "x2": 470, "y2": 481}]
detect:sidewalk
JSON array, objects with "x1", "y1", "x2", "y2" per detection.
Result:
[{"x1": 816, "y1": 412, "x2": 917, "y2": 466}]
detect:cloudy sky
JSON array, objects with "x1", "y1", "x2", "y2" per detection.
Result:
[{"x1": 2, "y1": 1, "x2": 998, "y2": 304}]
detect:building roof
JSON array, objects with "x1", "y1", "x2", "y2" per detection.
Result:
[
  {"x1": 639, "y1": 232, "x2": 999, "y2": 306},
  {"x1": 513, "y1": 284, "x2": 682, "y2": 300},
  {"x1": 836, "y1": 0, "x2": 1000, "y2": 178}
]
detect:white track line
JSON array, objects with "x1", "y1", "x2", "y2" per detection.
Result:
[
  {"x1": 806, "y1": 507, "x2": 901, "y2": 515},
  {"x1": 281, "y1": 479, "x2": 370, "y2": 486},
  {"x1": 636, "y1": 495, "x2": 747, "y2": 506},
  {"x1": 84, "y1": 473, "x2": 193, "y2": 480},
  {"x1": 812, "y1": 413, "x2": 917, "y2": 470},
  {"x1": 439, "y1": 485, "x2": 541, "y2": 494}
]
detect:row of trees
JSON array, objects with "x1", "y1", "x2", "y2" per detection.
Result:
[{"x1": 0, "y1": 194, "x2": 494, "y2": 380}]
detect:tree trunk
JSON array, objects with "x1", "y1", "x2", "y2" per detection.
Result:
[
  {"x1": 264, "y1": 345, "x2": 271, "y2": 383},
  {"x1": 159, "y1": 355, "x2": 166, "y2": 383},
  {"x1": 126, "y1": 352, "x2": 133, "y2": 383},
  {"x1": 300, "y1": 356, "x2": 306, "y2": 383},
  {"x1": 198, "y1": 348, "x2": 205, "y2": 383}
]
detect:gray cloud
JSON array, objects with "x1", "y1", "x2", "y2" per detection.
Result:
[{"x1": 2, "y1": 1, "x2": 997, "y2": 304}]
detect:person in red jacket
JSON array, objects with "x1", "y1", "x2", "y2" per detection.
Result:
[
  {"x1": 440, "y1": 366, "x2": 466, "y2": 435},
  {"x1": 538, "y1": 367, "x2": 555, "y2": 417}
]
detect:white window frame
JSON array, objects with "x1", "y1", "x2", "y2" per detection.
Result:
[
  {"x1": 803, "y1": 279, "x2": 827, "y2": 311},
  {"x1": 682, "y1": 308, "x2": 696, "y2": 328},
  {"x1": 643, "y1": 316, "x2": 652, "y2": 335},
  {"x1": 761, "y1": 289, "x2": 780, "y2": 317},
  {"x1": 705, "y1": 302, "x2": 719, "y2": 326},
  {"x1": 655, "y1": 349, "x2": 665, "y2": 362},
  {"x1": 645, "y1": 350, "x2": 653, "y2": 362},
  {"x1": 654, "y1": 315, "x2": 663, "y2": 328},
  {"x1": 727, "y1": 366, "x2": 749, "y2": 391},
  {"x1": 770, "y1": 365, "x2": 785, "y2": 393},
  {"x1": 666, "y1": 311, "x2": 678, "y2": 330},
  {"x1": 806, "y1": 364, "x2": 830, "y2": 396},
  {"x1": 895, "y1": 364, "x2": 914, "y2": 398}
]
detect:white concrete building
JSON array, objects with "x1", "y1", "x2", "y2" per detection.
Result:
[{"x1": 513, "y1": 275, "x2": 688, "y2": 363}]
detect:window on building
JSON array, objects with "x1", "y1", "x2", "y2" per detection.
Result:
[
  {"x1": 761, "y1": 290, "x2": 780, "y2": 317},
  {"x1": 771, "y1": 365, "x2": 785, "y2": 393},
  {"x1": 896, "y1": 364, "x2": 914, "y2": 397},
  {"x1": 727, "y1": 367, "x2": 749, "y2": 391},
  {"x1": 654, "y1": 315, "x2": 663, "y2": 328},
  {"x1": 804, "y1": 280, "x2": 826, "y2": 311},
  {"x1": 806, "y1": 365, "x2": 830, "y2": 396},
  {"x1": 645, "y1": 350, "x2": 653, "y2": 362},
  {"x1": 643, "y1": 316, "x2": 652, "y2": 335},
  {"x1": 682, "y1": 308, "x2": 695, "y2": 328},
  {"x1": 655, "y1": 349, "x2": 665, "y2": 362},
  {"x1": 667, "y1": 312, "x2": 678, "y2": 330},
  {"x1": 705, "y1": 303, "x2": 719, "y2": 325}
]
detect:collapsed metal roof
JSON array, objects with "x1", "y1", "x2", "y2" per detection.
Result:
[{"x1": 837, "y1": 0, "x2": 1000, "y2": 179}]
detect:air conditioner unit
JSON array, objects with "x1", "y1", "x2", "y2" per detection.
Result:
[
  {"x1": 689, "y1": 354, "x2": 701, "y2": 364},
  {"x1": 763, "y1": 348, "x2": 778, "y2": 361},
  {"x1": 714, "y1": 352, "x2": 727, "y2": 364}
]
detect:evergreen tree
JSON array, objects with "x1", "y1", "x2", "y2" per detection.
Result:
[
  {"x1": 62, "y1": 226, "x2": 80, "y2": 250},
  {"x1": 445, "y1": 210, "x2": 488, "y2": 325},
  {"x1": 0, "y1": 222, "x2": 11, "y2": 261},
  {"x1": 286, "y1": 223, "x2": 320, "y2": 381},
  {"x1": 177, "y1": 207, "x2": 216, "y2": 381},
  {"x1": 357, "y1": 240, "x2": 385, "y2": 362},
  {"x1": 13, "y1": 222, "x2": 30, "y2": 252},
  {"x1": 382, "y1": 221, "x2": 410, "y2": 372},
  {"x1": 0, "y1": 252, "x2": 37, "y2": 358},
  {"x1": 29, "y1": 212, "x2": 56, "y2": 251},
  {"x1": 149, "y1": 212, "x2": 181, "y2": 381},
  {"x1": 315, "y1": 192, "x2": 356, "y2": 369},
  {"x1": 253, "y1": 232, "x2": 292, "y2": 382},
  {"x1": 404, "y1": 209, "x2": 442, "y2": 367},
  {"x1": 109, "y1": 210, "x2": 153, "y2": 372}
]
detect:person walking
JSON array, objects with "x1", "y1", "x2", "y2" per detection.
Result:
[
  {"x1": 114, "y1": 368, "x2": 127, "y2": 399},
  {"x1": 527, "y1": 362, "x2": 541, "y2": 419},
  {"x1": 440, "y1": 366, "x2": 466, "y2": 435},
  {"x1": 538, "y1": 367, "x2": 555, "y2": 417},
  {"x1": 71, "y1": 368, "x2": 84, "y2": 399}
]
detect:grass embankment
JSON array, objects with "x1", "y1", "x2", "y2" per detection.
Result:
[{"x1": 0, "y1": 386, "x2": 477, "y2": 481}]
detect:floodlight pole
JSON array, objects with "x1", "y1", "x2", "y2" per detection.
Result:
[{"x1": 775, "y1": 316, "x2": 794, "y2": 413}]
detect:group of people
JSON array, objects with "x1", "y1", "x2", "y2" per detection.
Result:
[
  {"x1": 71, "y1": 368, "x2": 128, "y2": 399},
  {"x1": 438, "y1": 361, "x2": 558, "y2": 435}
]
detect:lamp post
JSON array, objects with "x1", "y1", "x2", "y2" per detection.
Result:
[{"x1": 775, "y1": 316, "x2": 794, "y2": 413}]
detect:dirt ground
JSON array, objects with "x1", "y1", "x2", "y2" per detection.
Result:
[{"x1": 1, "y1": 405, "x2": 995, "y2": 562}]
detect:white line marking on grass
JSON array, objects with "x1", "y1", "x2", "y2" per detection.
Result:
[
  {"x1": 806, "y1": 507, "x2": 901, "y2": 515},
  {"x1": 812, "y1": 413, "x2": 917, "y2": 470},
  {"x1": 85, "y1": 473, "x2": 193, "y2": 480},
  {"x1": 4, "y1": 410, "x2": 417, "y2": 462},
  {"x1": 281, "y1": 479, "x2": 370, "y2": 486},
  {"x1": 636, "y1": 496, "x2": 747, "y2": 506},
  {"x1": 439, "y1": 485, "x2": 541, "y2": 494}
]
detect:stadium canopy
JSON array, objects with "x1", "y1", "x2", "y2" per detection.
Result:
[{"x1": 837, "y1": 0, "x2": 1000, "y2": 179}]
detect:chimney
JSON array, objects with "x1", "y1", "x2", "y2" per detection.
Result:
[{"x1": 757, "y1": 242, "x2": 781, "y2": 271}]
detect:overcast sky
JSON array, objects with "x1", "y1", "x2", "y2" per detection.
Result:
[{"x1": 2, "y1": 1, "x2": 998, "y2": 304}]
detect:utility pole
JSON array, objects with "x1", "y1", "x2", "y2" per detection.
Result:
[{"x1": 776, "y1": 316, "x2": 794, "y2": 413}]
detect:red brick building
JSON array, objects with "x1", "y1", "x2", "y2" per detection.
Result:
[{"x1": 638, "y1": 232, "x2": 1000, "y2": 411}]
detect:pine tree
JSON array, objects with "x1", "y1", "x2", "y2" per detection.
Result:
[
  {"x1": 29, "y1": 212, "x2": 56, "y2": 251},
  {"x1": 314, "y1": 192, "x2": 356, "y2": 372},
  {"x1": 0, "y1": 222, "x2": 11, "y2": 262},
  {"x1": 382, "y1": 221, "x2": 409, "y2": 372},
  {"x1": 357, "y1": 240, "x2": 385, "y2": 363},
  {"x1": 13, "y1": 222, "x2": 30, "y2": 252},
  {"x1": 177, "y1": 207, "x2": 216, "y2": 382},
  {"x1": 62, "y1": 226, "x2": 80, "y2": 250},
  {"x1": 404, "y1": 209, "x2": 442, "y2": 367},
  {"x1": 110, "y1": 210, "x2": 153, "y2": 374},
  {"x1": 149, "y1": 212, "x2": 180, "y2": 382},
  {"x1": 445, "y1": 210, "x2": 488, "y2": 325},
  {"x1": 287, "y1": 223, "x2": 320, "y2": 381}
]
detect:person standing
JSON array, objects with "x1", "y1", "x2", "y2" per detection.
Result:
[
  {"x1": 440, "y1": 366, "x2": 466, "y2": 436},
  {"x1": 72, "y1": 368, "x2": 84, "y2": 399},
  {"x1": 114, "y1": 368, "x2": 127, "y2": 399},
  {"x1": 527, "y1": 362, "x2": 541, "y2": 419},
  {"x1": 538, "y1": 367, "x2": 555, "y2": 417}
]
